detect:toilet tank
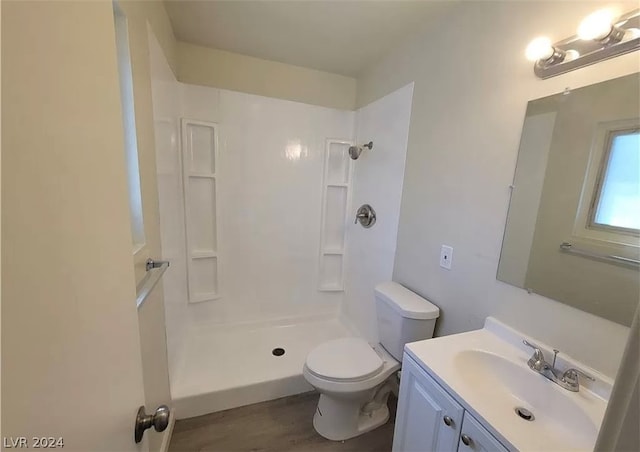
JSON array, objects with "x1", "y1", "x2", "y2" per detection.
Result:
[{"x1": 375, "y1": 282, "x2": 440, "y2": 361}]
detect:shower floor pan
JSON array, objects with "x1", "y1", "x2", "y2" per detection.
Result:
[{"x1": 172, "y1": 317, "x2": 353, "y2": 419}]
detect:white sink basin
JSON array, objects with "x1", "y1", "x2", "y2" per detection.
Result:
[
  {"x1": 405, "y1": 318, "x2": 611, "y2": 451},
  {"x1": 454, "y1": 349, "x2": 599, "y2": 450}
]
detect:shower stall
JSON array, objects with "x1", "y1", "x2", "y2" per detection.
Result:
[{"x1": 149, "y1": 31, "x2": 414, "y2": 419}]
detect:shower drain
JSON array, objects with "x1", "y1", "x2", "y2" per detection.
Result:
[
  {"x1": 272, "y1": 348, "x2": 285, "y2": 357},
  {"x1": 515, "y1": 407, "x2": 535, "y2": 421}
]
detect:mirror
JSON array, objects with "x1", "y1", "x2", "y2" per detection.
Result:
[{"x1": 498, "y1": 73, "x2": 639, "y2": 326}]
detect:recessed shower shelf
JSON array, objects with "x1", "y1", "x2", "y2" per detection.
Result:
[
  {"x1": 182, "y1": 118, "x2": 221, "y2": 303},
  {"x1": 318, "y1": 139, "x2": 353, "y2": 292}
]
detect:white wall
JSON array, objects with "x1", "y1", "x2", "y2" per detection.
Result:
[
  {"x1": 177, "y1": 41, "x2": 357, "y2": 110},
  {"x1": 356, "y1": 1, "x2": 639, "y2": 377},
  {"x1": 342, "y1": 83, "x2": 414, "y2": 341},
  {"x1": 120, "y1": 0, "x2": 178, "y2": 76}
]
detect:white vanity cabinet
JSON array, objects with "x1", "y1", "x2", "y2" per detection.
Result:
[{"x1": 393, "y1": 354, "x2": 509, "y2": 452}]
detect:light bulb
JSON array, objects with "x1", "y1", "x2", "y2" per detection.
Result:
[
  {"x1": 525, "y1": 37, "x2": 555, "y2": 62},
  {"x1": 578, "y1": 9, "x2": 615, "y2": 40}
]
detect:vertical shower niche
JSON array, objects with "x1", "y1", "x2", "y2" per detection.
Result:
[
  {"x1": 181, "y1": 119, "x2": 220, "y2": 304},
  {"x1": 149, "y1": 29, "x2": 414, "y2": 418},
  {"x1": 318, "y1": 140, "x2": 354, "y2": 291}
]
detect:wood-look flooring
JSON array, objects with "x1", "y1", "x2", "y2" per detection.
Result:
[{"x1": 169, "y1": 392, "x2": 397, "y2": 452}]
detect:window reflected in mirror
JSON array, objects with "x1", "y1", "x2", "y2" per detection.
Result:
[{"x1": 592, "y1": 129, "x2": 640, "y2": 231}]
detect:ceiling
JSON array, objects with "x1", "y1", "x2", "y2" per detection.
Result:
[{"x1": 164, "y1": 1, "x2": 451, "y2": 77}]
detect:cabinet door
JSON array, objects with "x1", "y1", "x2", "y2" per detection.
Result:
[
  {"x1": 458, "y1": 412, "x2": 509, "y2": 452},
  {"x1": 393, "y1": 354, "x2": 464, "y2": 452}
]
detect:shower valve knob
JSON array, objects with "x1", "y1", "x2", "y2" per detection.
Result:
[{"x1": 354, "y1": 204, "x2": 376, "y2": 228}]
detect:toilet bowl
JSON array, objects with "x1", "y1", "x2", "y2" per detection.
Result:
[
  {"x1": 303, "y1": 282, "x2": 440, "y2": 441},
  {"x1": 303, "y1": 337, "x2": 400, "y2": 440}
]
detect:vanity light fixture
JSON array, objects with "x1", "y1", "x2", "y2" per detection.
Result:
[{"x1": 527, "y1": 8, "x2": 640, "y2": 79}]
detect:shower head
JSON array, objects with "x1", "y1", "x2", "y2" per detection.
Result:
[
  {"x1": 348, "y1": 141, "x2": 373, "y2": 160},
  {"x1": 348, "y1": 145, "x2": 363, "y2": 160}
]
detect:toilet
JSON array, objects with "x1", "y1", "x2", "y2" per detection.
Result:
[{"x1": 303, "y1": 281, "x2": 439, "y2": 441}]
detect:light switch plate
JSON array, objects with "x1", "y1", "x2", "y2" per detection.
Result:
[{"x1": 440, "y1": 245, "x2": 453, "y2": 270}]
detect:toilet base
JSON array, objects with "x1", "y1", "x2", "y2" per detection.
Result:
[{"x1": 312, "y1": 392, "x2": 391, "y2": 441}]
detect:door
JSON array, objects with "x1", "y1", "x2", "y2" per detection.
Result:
[
  {"x1": 458, "y1": 413, "x2": 509, "y2": 452},
  {"x1": 393, "y1": 355, "x2": 464, "y2": 452},
  {"x1": 2, "y1": 2, "x2": 149, "y2": 450}
]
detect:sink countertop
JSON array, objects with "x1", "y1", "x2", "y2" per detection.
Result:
[{"x1": 404, "y1": 317, "x2": 612, "y2": 452}]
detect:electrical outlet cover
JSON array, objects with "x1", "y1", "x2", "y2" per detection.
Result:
[{"x1": 440, "y1": 245, "x2": 453, "y2": 270}]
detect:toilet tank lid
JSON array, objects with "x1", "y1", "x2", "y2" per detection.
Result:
[{"x1": 374, "y1": 282, "x2": 440, "y2": 320}]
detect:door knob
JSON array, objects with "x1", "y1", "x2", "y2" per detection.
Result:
[{"x1": 134, "y1": 405, "x2": 170, "y2": 443}]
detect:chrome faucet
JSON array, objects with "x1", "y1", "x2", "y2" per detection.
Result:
[{"x1": 522, "y1": 340, "x2": 595, "y2": 392}]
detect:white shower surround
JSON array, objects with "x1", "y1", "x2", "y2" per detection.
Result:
[
  {"x1": 179, "y1": 84, "x2": 354, "y2": 324},
  {"x1": 149, "y1": 31, "x2": 414, "y2": 417},
  {"x1": 343, "y1": 83, "x2": 414, "y2": 342}
]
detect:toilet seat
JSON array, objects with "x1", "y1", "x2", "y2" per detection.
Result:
[{"x1": 305, "y1": 337, "x2": 383, "y2": 382}]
